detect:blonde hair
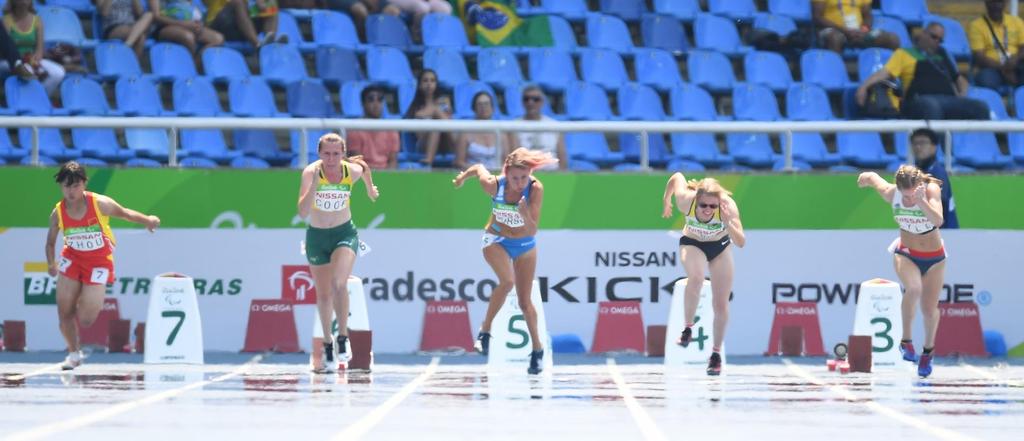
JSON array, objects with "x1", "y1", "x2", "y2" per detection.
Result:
[
  {"x1": 503, "y1": 147, "x2": 558, "y2": 172},
  {"x1": 894, "y1": 164, "x2": 942, "y2": 189},
  {"x1": 685, "y1": 177, "x2": 732, "y2": 200},
  {"x1": 317, "y1": 133, "x2": 347, "y2": 154}
]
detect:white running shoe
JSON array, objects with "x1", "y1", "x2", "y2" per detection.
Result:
[
  {"x1": 316, "y1": 341, "x2": 336, "y2": 373},
  {"x1": 61, "y1": 350, "x2": 83, "y2": 371}
]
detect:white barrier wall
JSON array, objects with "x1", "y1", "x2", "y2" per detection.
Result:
[{"x1": 2, "y1": 228, "x2": 1019, "y2": 354}]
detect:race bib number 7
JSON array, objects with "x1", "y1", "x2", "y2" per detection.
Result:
[{"x1": 90, "y1": 267, "x2": 110, "y2": 284}]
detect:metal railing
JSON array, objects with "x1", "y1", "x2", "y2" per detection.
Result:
[{"x1": 2, "y1": 116, "x2": 1022, "y2": 171}]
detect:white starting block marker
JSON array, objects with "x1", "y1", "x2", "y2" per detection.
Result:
[
  {"x1": 310, "y1": 276, "x2": 371, "y2": 370},
  {"x1": 665, "y1": 278, "x2": 726, "y2": 369},
  {"x1": 145, "y1": 273, "x2": 204, "y2": 364},
  {"x1": 853, "y1": 278, "x2": 904, "y2": 369},
  {"x1": 488, "y1": 280, "x2": 553, "y2": 373}
]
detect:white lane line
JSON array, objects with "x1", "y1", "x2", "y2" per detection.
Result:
[
  {"x1": 4, "y1": 363, "x2": 63, "y2": 381},
  {"x1": 6, "y1": 354, "x2": 265, "y2": 441},
  {"x1": 332, "y1": 356, "x2": 440, "y2": 441},
  {"x1": 606, "y1": 359, "x2": 669, "y2": 441},
  {"x1": 960, "y1": 362, "x2": 1024, "y2": 387},
  {"x1": 782, "y1": 359, "x2": 981, "y2": 441}
]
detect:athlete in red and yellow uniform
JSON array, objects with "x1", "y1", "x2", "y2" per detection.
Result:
[{"x1": 45, "y1": 161, "x2": 160, "y2": 370}]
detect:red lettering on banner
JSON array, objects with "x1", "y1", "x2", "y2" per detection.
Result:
[
  {"x1": 281, "y1": 265, "x2": 317, "y2": 304},
  {"x1": 592, "y1": 301, "x2": 645, "y2": 353},
  {"x1": 764, "y1": 301, "x2": 826, "y2": 356},
  {"x1": 79, "y1": 298, "x2": 121, "y2": 349},
  {"x1": 243, "y1": 299, "x2": 300, "y2": 353},
  {"x1": 934, "y1": 303, "x2": 987, "y2": 356},
  {"x1": 419, "y1": 300, "x2": 474, "y2": 352}
]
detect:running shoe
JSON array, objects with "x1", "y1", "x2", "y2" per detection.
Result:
[
  {"x1": 61, "y1": 350, "x2": 83, "y2": 371},
  {"x1": 474, "y1": 332, "x2": 491, "y2": 356},
  {"x1": 900, "y1": 341, "x2": 918, "y2": 362},
  {"x1": 527, "y1": 349, "x2": 544, "y2": 375},
  {"x1": 676, "y1": 327, "x2": 693, "y2": 347},
  {"x1": 706, "y1": 352, "x2": 722, "y2": 376}
]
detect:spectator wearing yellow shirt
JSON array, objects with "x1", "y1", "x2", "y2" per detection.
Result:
[
  {"x1": 812, "y1": 0, "x2": 899, "y2": 54},
  {"x1": 205, "y1": 0, "x2": 282, "y2": 49},
  {"x1": 857, "y1": 23, "x2": 989, "y2": 120},
  {"x1": 968, "y1": 0, "x2": 1024, "y2": 91}
]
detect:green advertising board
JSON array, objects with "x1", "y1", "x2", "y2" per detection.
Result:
[{"x1": 3, "y1": 168, "x2": 1022, "y2": 229}]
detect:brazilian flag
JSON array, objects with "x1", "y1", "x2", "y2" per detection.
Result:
[{"x1": 451, "y1": 0, "x2": 553, "y2": 47}]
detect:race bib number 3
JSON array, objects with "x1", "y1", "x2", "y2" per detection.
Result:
[{"x1": 493, "y1": 204, "x2": 525, "y2": 228}]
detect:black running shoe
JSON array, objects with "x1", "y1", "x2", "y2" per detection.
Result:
[
  {"x1": 337, "y1": 335, "x2": 352, "y2": 364},
  {"x1": 528, "y1": 349, "x2": 544, "y2": 375},
  {"x1": 474, "y1": 332, "x2": 491, "y2": 356},
  {"x1": 320, "y1": 341, "x2": 335, "y2": 373},
  {"x1": 706, "y1": 352, "x2": 722, "y2": 376},
  {"x1": 676, "y1": 327, "x2": 693, "y2": 347}
]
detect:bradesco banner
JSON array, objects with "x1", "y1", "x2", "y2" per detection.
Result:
[{"x1": 2, "y1": 228, "x2": 1020, "y2": 354}]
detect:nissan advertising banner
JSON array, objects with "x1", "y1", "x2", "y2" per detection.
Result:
[{"x1": 2, "y1": 228, "x2": 1019, "y2": 354}]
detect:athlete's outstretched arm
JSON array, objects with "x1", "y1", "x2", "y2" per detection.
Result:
[
  {"x1": 97, "y1": 195, "x2": 160, "y2": 232},
  {"x1": 45, "y1": 210, "x2": 60, "y2": 277},
  {"x1": 297, "y1": 164, "x2": 318, "y2": 219},
  {"x1": 347, "y1": 157, "x2": 379, "y2": 202},
  {"x1": 453, "y1": 164, "x2": 498, "y2": 195},
  {"x1": 662, "y1": 172, "x2": 691, "y2": 218},
  {"x1": 856, "y1": 172, "x2": 896, "y2": 204},
  {"x1": 721, "y1": 196, "x2": 745, "y2": 248}
]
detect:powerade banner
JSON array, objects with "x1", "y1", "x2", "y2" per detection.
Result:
[{"x1": 2, "y1": 228, "x2": 1020, "y2": 354}]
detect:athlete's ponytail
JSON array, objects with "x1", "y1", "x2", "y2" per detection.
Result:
[
  {"x1": 895, "y1": 164, "x2": 942, "y2": 189},
  {"x1": 685, "y1": 177, "x2": 732, "y2": 199},
  {"x1": 504, "y1": 147, "x2": 558, "y2": 172}
]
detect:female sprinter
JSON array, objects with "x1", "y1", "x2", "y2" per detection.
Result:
[
  {"x1": 45, "y1": 161, "x2": 161, "y2": 370},
  {"x1": 453, "y1": 148, "x2": 557, "y2": 374},
  {"x1": 662, "y1": 173, "x2": 745, "y2": 376},
  {"x1": 298, "y1": 133, "x2": 379, "y2": 372},
  {"x1": 858, "y1": 165, "x2": 945, "y2": 378}
]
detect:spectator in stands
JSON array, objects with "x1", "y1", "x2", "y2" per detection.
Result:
[
  {"x1": 205, "y1": 0, "x2": 283, "y2": 49},
  {"x1": 856, "y1": 23, "x2": 990, "y2": 120},
  {"x1": 149, "y1": 0, "x2": 224, "y2": 55},
  {"x1": 347, "y1": 85, "x2": 401, "y2": 169},
  {"x1": 97, "y1": 0, "x2": 154, "y2": 59},
  {"x1": 968, "y1": 0, "x2": 1024, "y2": 91},
  {"x1": 2, "y1": 0, "x2": 65, "y2": 96},
  {"x1": 0, "y1": 12, "x2": 35, "y2": 81},
  {"x1": 455, "y1": 91, "x2": 502, "y2": 171},
  {"x1": 278, "y1": 0, "x2": 379, "y2": 40},
  {"x1": 404, "y1": 69, "x2": 452, "y2": 167},
  {"x1": 812, "y1": 0, "x2": 899, "y2": 53},
  {"x1": 382, "y1": 0, "x2": 452, "y2": 42},
  {"x1": 506, "y1": 85, "x2": 566, "y2": 171},
  {"x1": 909, "y1": 128, "x2": 959, "y2": 229}
]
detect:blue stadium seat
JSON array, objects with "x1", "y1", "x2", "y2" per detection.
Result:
[
  {"x1": 234, "y1": 129, "x2": 288, "y2": 165},
  {"x1": 666, "y1": 158, "x2": 706, "y2": 172},
  {"x1": 48, "y1": 0, "x2": 94, "y2": 16},
  {"x1": 727, "y1": 133, "x2": 777, "y2": 168},
  {"x1": 617, "y1": 83, "x2": 666, "y2": 121},
  {"x1": 60, "y1": 77, "x2": 135, "y2": 162},
  {"x1": 744, "y1": 51, "x2": 793, "y2": 93},
  {"x1": 5, "y1": 77, "x2": 78, "y2": 161},
  {"x1": 773, "y1": 158, "x2": 814, "y2": 171},
  {"x1": 599, "y1": 0, "x2": 647, "y2": 22},
  {"x1": 202, "y1": 47, "x2": 252, "y2": 84},
  {"x1": 752, "y1": 12, "x2": 797, "y2": 36},
  {"x1": 837, "y1": 132, "x2": 899, "y2": 168},
  {"x1": 732, "y1": 84, "x2": 781, "y2": 121},
  {"x1": 260, "y1": 43, "x2": 308, "y2": 86},
  {"x1": 634, "y1": 48, "x2": 684, "y2": 91},
  {"x1": 857, "y1": 48, "x2": 893, "y2": 81},
  {"x1": 708, "y1": 0, "x2": 756, "y2": 21},
  {"x1": 95, "y1": 40, "x2": 143, "y2": 81},
  {"x1": 670, "y1": 83, "x2": 729, "y2": 121},
  {"x1": 579, "y1": 48, "x2": 629, "y2": 91},
  {"x1": 179, "y1": 156, "x2": 219, "y2": 169},
  {"x1": 952, "y1": 132, "x2": 1012, "y2": 169},
  {"x1": 527, "y1": 47, "x2": 578, "y2": 93},
  {"x1": 20, "y1": 155, "x2": 59, "y2": 166},
  {"x1": 76, "y1": 157, "x2": 109, "y2": 167},
  {"x1": 0, "y1": 129, "x2": 28, "y2": 162},
  {"x1": 1015, "y1": 86, "x2": 1024, "y2": 119},
  {"x1": 686, "y1": 50, "x2": 735, "y2": 94},
  {"x1": 287, "y1": 80, "x2": 336, "y2": 117},
  {"x1": 453, "y1": 81, "x2": 500, "y2": 119},
  {"x1": 340, "y1": 81, "x2": 371, "y2": 118},
  {"x1": 540, "y1": 0, "x2": 588, "y2": 22},
  {"x1": 564, "y1": 81, "x2": 615, "y2": 120},
  {"x1": 586, "y1": 13, "x2": 634, "y2": 53},
  {"x1": 316, "y1": 46, "x2": 364, "y2": 88},
  {"x1": 670, "y1": 133, "x2": 734, "y2": 168},
  {"x1": 881, "y1": 0, "x2": 929, "y2": 25},
  {"x1": 1009, "y1": 133, "x2": 1024, "y2": 165},
  {"x1": 230, "y1": 156, "x2": 271, "y2": 169},
  {"x1": 397, "y1": 82, "x2": 416, "y2": 116},
  {"x1": 612, "y1": 162, "x2": 645, "y2": 172},
  {"x1": 477, "y1": 47, "x2": 525, "y2": 89},
  {"x1": 366, "y1": 14, "x2": 420, "y2": 52},
  {"x1": 290, "y1": 130, "x2": 330, "y2": 159},
  {"x1": 548, "y1": 15, "x2": 579, "y2": 50},
  {"x1": 565, "y1": 132, "x2": 625, "y2": 166},
  {"x1": 398, "y1": 161, "x2": 429, "y2": 170},
  {"x1": 228, "y1": 77, "x2": 288, "y2": 117},
  {"x1": 652, "y1": 0, "x2": 700, "y2": 22},
  {"x1": 277, "y1": 10, "x2": 315, "y2": 52},
  {"x1": 37, "y1": 6, "x2": 93, "y2": 48},
  {"x1": 801, "y1": 49, "x2": 855, "y2": 92},
  {"x1": 423, "y1": 47, "x2": 471, "y2": 90},
  {"x1": 926, "y1": 15, "x2": 970, "y2": 61},
  {"x1": 873, "y1": 15, "x2": 911, "y2": 48},
  {"x1": 172, "y1": 77, "x2": 225, "y2": 117},
  {"x1": 150, "y1": 43, "x2": 197, "y2": 82},
  {"x1": 620, "y1": 133, "x2": 670, "y2": 166},
  {"x1": 422, "y1": 12, "x2": 476, "y2": 53},
  {"x1": 568, "y1": 159, "x2": 600, "y2": 171},
  {"x1": 312, "y1": 10, "x2": 363, "y2": 50},
  {"x1": 694, "y1": 13, "x2": 751, "y2": 57},
  {"x1": 790, "y1": 133, "x2": 841, "y2": 167},
  {"x1": 967, "y1": 87, "x2": 1009, "y2": 120},
  {"x1": 115, "y1": 76, "x2": 172, "y2": 116},
  {"x1": 786, "y1": 83, "x2": 835, "y2": 120},
  {"x1": 367, "y1": 46, "x2": 416, "y2": 88},
  {"x1": 504, "y1": 83, "x2": 557, "y2": 118},
  {"x1": 124, "y1": 158, "x2": 163, "y2": 168},
  {"x1": 641, "y1": 14, "x2": 690, "y2": 54},
  {"x1": 767, "y1": 0, "x2": 811, "y2": 22}
]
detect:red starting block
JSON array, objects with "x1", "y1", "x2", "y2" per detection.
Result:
[
  {"x1": 242, "y1": 300, "x2": 301, "y2": 353},
  {"x1": 107, "y1": 319, "x2": 131, "y2": 353},
  {"x1": 780, "y1": 326, "x2": 804, "y2": 356},
  {"x1": 2, "y1": 320, "x2": 26, "y2": 352},
  {"x1": 78, "y1": 298, "x2": 121, "y2": 349},
  {"x1": 847, "y1": 335, "x2": 873, "y2": 373},
  {"x1": 592, "y1": 301, "x2": 646, "y2": 354},
  {"x1": 419, "y1": 301, "x2": 474, "y2": 353},
  {"x1": 765, "y1": 302, "x2": 826, "y2": 356},
  {"x1": 311, "y1": 330, "x2": 373, "y2": 372},
  {"x1": 934, "y1": 303, "x2": 988, "y2": 357},
  {"x1": 134, "y1": 323, "x2": 145, "y2": 353},
  {"x1": 646, "y1": 325, "x2": 666, "y2": 357}
]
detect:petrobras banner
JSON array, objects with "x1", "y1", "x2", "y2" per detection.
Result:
[{"x1": 1, "y1": 228, "x2": 1020, "y2": 354}]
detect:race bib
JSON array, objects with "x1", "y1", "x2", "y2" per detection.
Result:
[
  {"x1": 492, "y1": 203, "x2": 525, "y2": 228},
  {"x1": 481, "y1": 233, "x2": 503, "y2": 249},
  {"x1": 58, "y1": 256, "x2": 72, "y2": 273},
  {"x1": 314, "y1": 183, "x2": 351, "y2": 212},
  {"x1": 357, "y1": 240, "x2": 371, "y2": 257},
  {"x1": 90, "y1": 267, "x2": 110, "y2": 284},
  {"x1": 65, "y1": 226, "x2": 106, "y2": 252}
]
